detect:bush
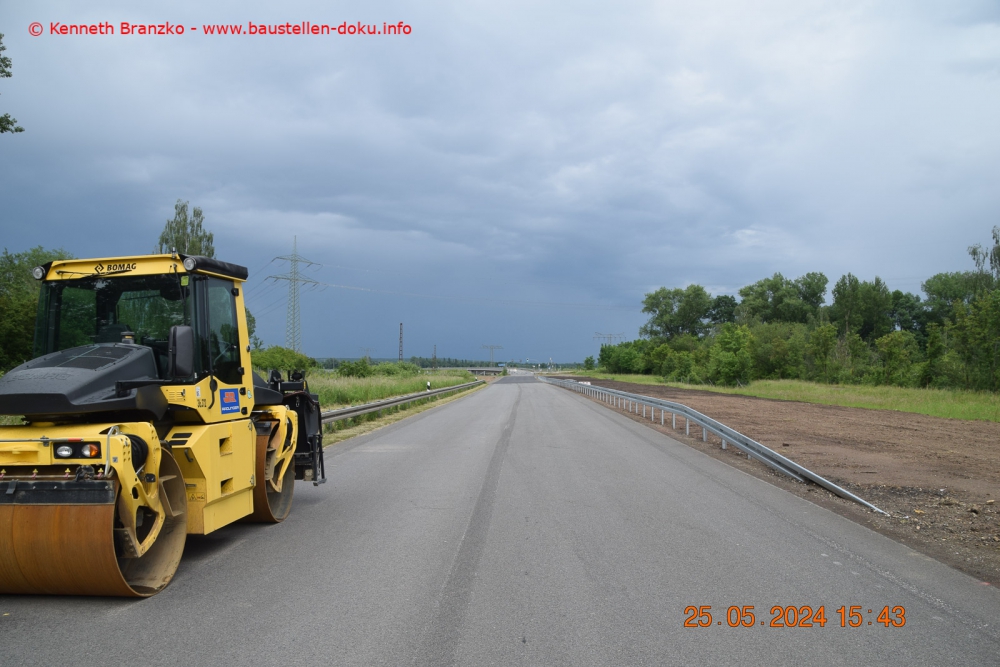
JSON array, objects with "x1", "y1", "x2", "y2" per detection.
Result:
[
  {"x1": 709, "y1": 323, "x2": 754, "y2": 385},
  {"x1": 874, "y1": 330, "x2": 919, "y2": 387},
  {"x1": 748, "y1": 322, "x2": 806, "y2": 380},
  {"x1": 337, "y1": 358, "x2": 374, "y2": 378},
  {"x1": 251, "y1": 346, "x2": 318, "y2": 373},
  {"x1": 371, "y1": 361, "x2": 422, "y2": 377},
  {"x1": 662, "y1": 350, "x2": 703, "y2": 383}
]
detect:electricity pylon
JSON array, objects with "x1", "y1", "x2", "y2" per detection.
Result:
[
  {"x1": 593, "y1": 332, "x2": 624, "y2": 345},
  {"x1": 482, "y1": 344, "x2": 503, "y2": 365},
  {"x1": 266, "y1": 236, "x2": 319, "y2": 352}
]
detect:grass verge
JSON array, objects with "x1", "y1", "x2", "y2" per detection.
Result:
[
  {"x1": 322, "y1": 382, "x2": 486, "y2": 446},
  {"x1": 308, "y1": 369, "x2": 474, "y2": 408},
  {"x1": 561, "y1": 371, "x2": 1000, "y2": 422}
]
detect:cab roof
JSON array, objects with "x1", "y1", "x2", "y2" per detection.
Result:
[{"x1": 41, "y1": 254, "x2": 249, "y2": 282}]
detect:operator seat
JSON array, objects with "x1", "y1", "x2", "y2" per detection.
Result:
[{"x1": 95, "y1": 323, "x2": 131, "y2": 343}]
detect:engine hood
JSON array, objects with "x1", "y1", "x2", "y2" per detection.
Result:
[{"x1": 0, "y1": 344, "x2": 167, "y2": 420}]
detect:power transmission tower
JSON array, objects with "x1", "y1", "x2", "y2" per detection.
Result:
[
  {"x1": 399, "y1": 323, "x2": 403, "y2": 362},
  {"x1": 432, "y1": 344, "x2": 437, "y2": 369},
  {"x1": 266, "y1": 236, "x2": 320, "y2": 352},
  {"x1": 359, "y1": 347, "x2": 376, "y2": 361},
  {"x1": 482, "y1": 344, "x2": 503, "y2": 365},
  {"x1": 593, "y1": 332, "x2": 624, "y2": 346}
]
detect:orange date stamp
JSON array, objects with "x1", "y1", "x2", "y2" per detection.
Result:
[{"x1": 683, "y1": 605, "x2": 906, "y2": 628}]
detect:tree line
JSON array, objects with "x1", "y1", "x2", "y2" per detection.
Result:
[{"x1": 597, "y1": 227, "x2": 1000, "y2": 391}]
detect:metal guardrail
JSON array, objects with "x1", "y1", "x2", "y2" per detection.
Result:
[
  {"x1": 541, "y1": 377, "x2": 887, "y2": 515},
  {"x1": 320, "y1": 380, "x2": 484, "y2": 424}
]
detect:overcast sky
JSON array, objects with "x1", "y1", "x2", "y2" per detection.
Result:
[{"x1": 1, "y1": 1, "x2": 998, "y2": 362}]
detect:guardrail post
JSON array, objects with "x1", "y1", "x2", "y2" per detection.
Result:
[
  {"x1": 721, "y1": 439, "x2": 727, "y2": 450},
  {"x1": 672, "y1": 413, "x2": 676, "y2": 429},
  {"x1": 685, "y1": 418, "x2": 689, "y2": 435},
  {"x1": 642, "y1": 405, "x2": 646, "y2": 418},
  {"x1": 702, "y1": 426, "x2": 706, "y2": 441},
  {"x1": 661, "y1": 409, "x2": 664, "y2": 425}
]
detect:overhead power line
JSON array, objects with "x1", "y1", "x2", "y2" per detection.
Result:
[
  {"x1": 266, "y1": 236, "x2": 320, "y2": 352},
  {"x1": 482, "y1": 344, "x2": 503, "y2": 365},
  {"x1": 594, "y1": 332, "x2": 625, "y2": 345},
  {"x1": 275, "y1": 277, "x2": 632, "y2": 311}
]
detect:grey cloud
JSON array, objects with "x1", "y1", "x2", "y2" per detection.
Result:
[{"x1": 0, "y1": 0, "x2": 998, "y2": 359}]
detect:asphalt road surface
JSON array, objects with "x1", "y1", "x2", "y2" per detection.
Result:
[{"x1": 3, "y1": 376, "x2": 1000, "y2": 665}]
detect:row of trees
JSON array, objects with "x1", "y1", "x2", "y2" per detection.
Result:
[{"x1": 597, "y1": 227, "x2": 1000, "y2": 391}]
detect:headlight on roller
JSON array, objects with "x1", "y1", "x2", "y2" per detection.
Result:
[
  {"x1": 55, "y1": 445, "x2": 73, "y2": 458},
  {"x1": 80, "y1": 444, "x2": 100, "y2": 458}
]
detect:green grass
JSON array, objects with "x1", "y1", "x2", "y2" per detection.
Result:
[
  {"x1": 564, "y1": 371, "x2": 1000, "y2": 422},
  {"x1": 307, "y1": 369, "x2": 475, "y2": 408}
]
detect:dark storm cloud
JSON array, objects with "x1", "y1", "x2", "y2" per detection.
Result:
[{"x1": 1, "y1": 0, "x2": 998, "y2": 359}]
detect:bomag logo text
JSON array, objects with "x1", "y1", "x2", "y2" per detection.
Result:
[{"x1": 95, "y1": 262, "x2": 137, "y2": 274}]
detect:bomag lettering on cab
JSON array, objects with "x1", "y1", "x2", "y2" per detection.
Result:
[
  {"x1": 0, "y1": 253, "x2": 326, "y2": 597},
  {"x1": 101, "y1": 262, "x2": 138, "y2": 272}
]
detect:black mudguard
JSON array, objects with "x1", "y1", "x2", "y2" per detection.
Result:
[{"x1": 285, "y1": 391, "x2": 326, "y2": 485}]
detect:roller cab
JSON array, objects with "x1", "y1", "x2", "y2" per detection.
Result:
[{"x1": 0, "y1": 253, "x2": 324, "y2": 597}]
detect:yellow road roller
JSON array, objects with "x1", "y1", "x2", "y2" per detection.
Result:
[{"x1": 0, "y1": 253, "x2": 325, "y2": 597}]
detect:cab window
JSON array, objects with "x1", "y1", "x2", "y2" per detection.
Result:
[{"x1": 198, "y1": 276, "x2": 242, "y2": 385}]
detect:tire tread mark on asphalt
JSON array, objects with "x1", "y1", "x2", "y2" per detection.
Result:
[{"x1": 413, "y1": 385, "x2": 521, "y2": 666}]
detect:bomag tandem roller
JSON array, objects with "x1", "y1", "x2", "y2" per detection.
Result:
[{"x1": 0, "y1": 253, "x2": 325, "y2": 596}]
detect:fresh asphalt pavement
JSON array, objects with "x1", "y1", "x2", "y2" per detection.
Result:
[{"x1": 2, "y1": 375, "x2": 1000, "y2": 666}]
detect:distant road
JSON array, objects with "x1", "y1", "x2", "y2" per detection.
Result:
[{"x1": 3, "y1": 376, "x2": 999, "y2": 665}]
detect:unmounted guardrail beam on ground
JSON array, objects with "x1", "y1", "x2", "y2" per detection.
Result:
[
  {"x1": 541, "y1": 377, "x2": 887, "y2": 515},
  {"x1": 321, "y1": 380, "x2": 484, "y2": 424}
]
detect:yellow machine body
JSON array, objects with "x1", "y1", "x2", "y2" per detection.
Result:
[{"x1": 0, "y1": 254, "x2": 312, "y2": 597}]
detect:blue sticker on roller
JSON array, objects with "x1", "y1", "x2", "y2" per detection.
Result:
[{"x1": 219, "y1": 388, "x2": 240, "y2": 414}]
